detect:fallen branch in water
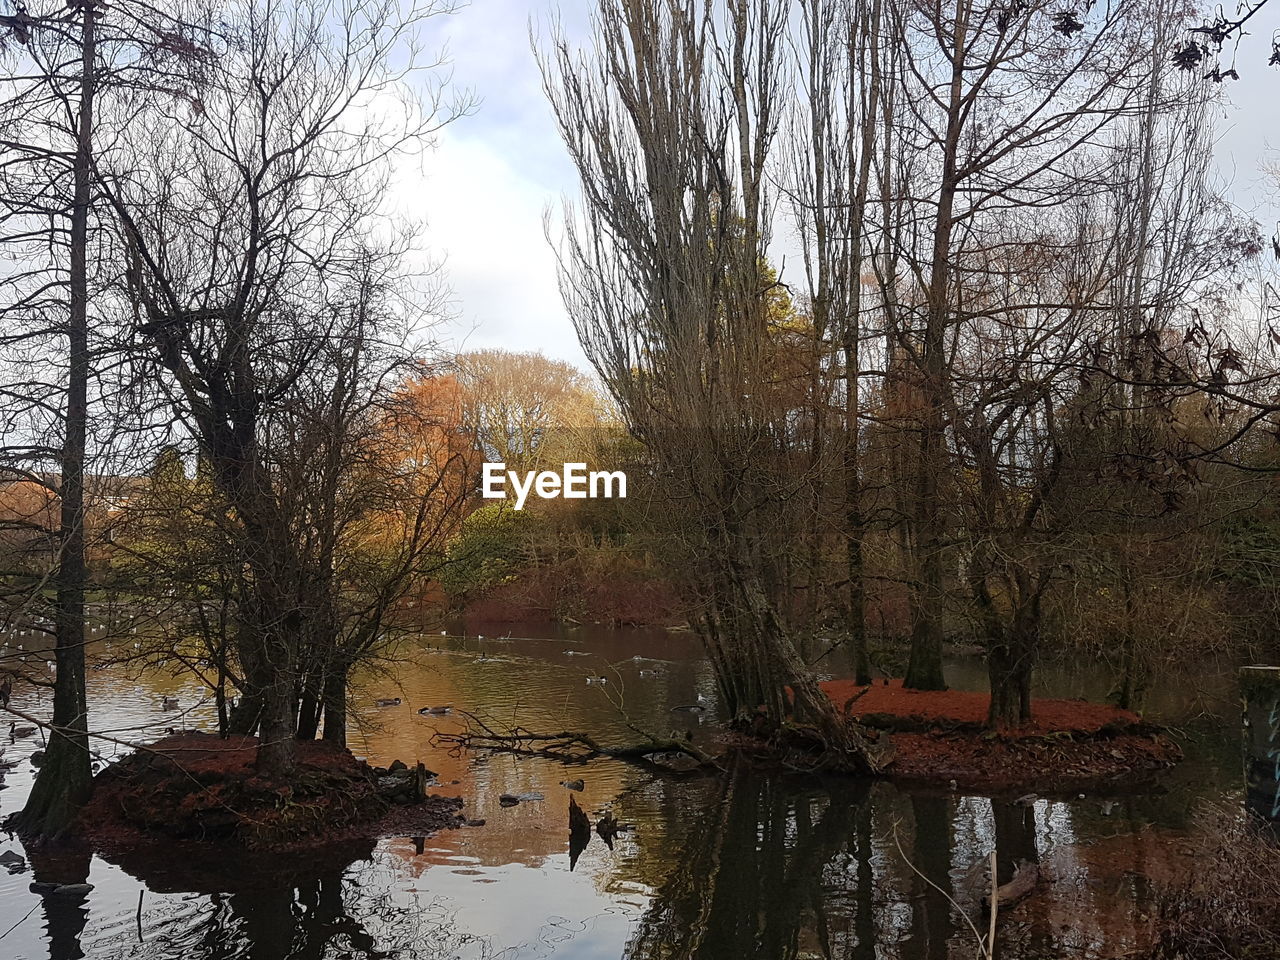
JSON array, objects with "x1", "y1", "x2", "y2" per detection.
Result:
[
  {"x1": 430, "y1": 711, "x2": 720, "y2": 770},
  {"x1": 982, "y1": 862, "x2": 1040, "y2": 912}
]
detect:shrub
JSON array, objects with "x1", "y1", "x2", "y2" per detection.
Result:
[{"x1": 1147, "y1": 809, "x2": 1280, "y2": 959}]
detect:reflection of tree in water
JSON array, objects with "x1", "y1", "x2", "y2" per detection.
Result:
[
  {"x1": 26, "y1": 843, "x2": 93, "y2": 960},
  {"x1": 988, "y1": 798, "x2": 1054, "y2": 958},
  {"x1": 80, "y1": 853, "x2": 492, "y2": 960},
  {"x1": 906, "y1": 794, "x2": 954, "y2": 960},
  {"x1": 623, "y1": 761, "x2": 871, "y2": 960},
  {"x1": 621, "y1": 773, "x2": 1059, "y2": 960},
  {"x1": 990, "y1": 799, "x2": 1038, "y2": 887}
]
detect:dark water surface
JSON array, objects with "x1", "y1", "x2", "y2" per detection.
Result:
[{"x1": 0, "y1": 624, "x2": 1244, "y2": 960}]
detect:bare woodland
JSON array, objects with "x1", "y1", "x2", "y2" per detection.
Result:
[
  {"x1": 543, "y1": 0, "x2": 1278, "y2": 741},
  {"x1": 1, "y1": 0, "x2": 1279, "y2": 840}
]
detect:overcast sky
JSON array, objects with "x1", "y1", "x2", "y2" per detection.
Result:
[{"x1": 408, "y1": 1, "x2": 1280, "y2": 371}]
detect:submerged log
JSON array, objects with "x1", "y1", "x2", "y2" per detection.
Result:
[
  {"x1": 568, "y1": 797, "x2": 591, "y2": 870},
  {"x1": 569, "y1": 796, "x2": 590, "y2": 835},
  {"x1": 982, "y1": 862, "x2": 1039, "y2": 912}
]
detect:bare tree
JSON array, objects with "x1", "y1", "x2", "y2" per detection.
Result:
[
  {"x1": 99, "y1": 0, "x2": 468, "y2": 773},
  {"x1": 540, "y1": 0, "x2": 878, "y2": 767},
  {"x1": 876, "y1": 0, "x2": 1166, "y2": 693},
  {"x1": 783, "y1": 0, "x2": 895, "y2": 681}
]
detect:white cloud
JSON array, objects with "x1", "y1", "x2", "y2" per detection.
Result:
[
  {"x1": 388, "y1": 0, "x2": 591, "y2": 368},
  {"x1": 398, "y1": 127, "x2": 586, "y2": 366}
]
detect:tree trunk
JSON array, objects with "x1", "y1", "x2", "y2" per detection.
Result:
[
  {"x1": 255, "y1": 662, "x2": 297, "y2": 776},
  {"x1": 296, "y1": 687, "x2": 320, "y2": 740},
  {"x1": 227, "y1": 627, "x2": 266, "y2": 735},
  {"x1": 904, "y1": 580, "x2": 947, "y2": 689},
  {"x1": 986, "y1": 577, "x2": 1043, "y2": 729},
  {"x1": 15, "y1": 2, "x2": 96, "y2": 841},
  {"x1": 226, "y1": 690, "x2": 263, "y2": 736},
  {"x1": 239, "y1": 588, "x2": 301, "y2": 779},
  {"x1": 986, "y1": 630, "x2": 1035, "y2": 729},
  {"x1": 1116, "y1": 575, "x2": 1139, "y2": 710},
  {"x1": 321, "y1": 662, "x2": 348, "y2": 746},
  {"x1": 215, "y1": 668, "x2": 229, "y2": 737},
  {"x1": 905, "y1": 1, "x2": 969, "y2": 693},
  {"x1": 843, "y1": 277, "x2": 871, "y2": 686}
]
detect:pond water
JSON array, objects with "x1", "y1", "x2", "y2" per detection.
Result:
[{"x1": 0, "y1": 623, "x2": 1245, "y2": 960}]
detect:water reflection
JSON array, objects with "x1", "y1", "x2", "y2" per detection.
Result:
[
  {"x1": 77, "y1": 862, "x2": 486, "y2": 960},
  {"x1": 223, "y1": 874, "x2": 381, "y2": 960},
  {"x1": 626, "y1": 763, "x2": 869, "y2": 959},
  {"x1": 907, "y1": 794, "x2": 954, "y2": 960},
  {"x1": 0, "y1": 624, "x2": 1248, "y2": 960},
  {"x1": 28, "y1": 844, "x2": 93, "y2": 960},
  {"x1": 617, "y1": 773, "x2": 1106, "y2": 960}
]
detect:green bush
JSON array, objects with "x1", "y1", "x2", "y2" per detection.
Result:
[{"x1": 437, "y1": 504, "x2": 538, "y2": 598}]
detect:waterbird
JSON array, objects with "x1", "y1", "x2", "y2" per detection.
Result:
[
  {"x1": 417, "y1": 705, "x2": 452, "y2": 715},
  {"x1": 9, "y1": 722, "x2": 36, "y2": 740},
  {"x1": 162, "y1": 697, "x2": 179, "y2": 711},
  {"x1": 586, "y1": 676, "x2": 607, "y2": 685},
  {"x1": 374, "y1": 697, "x2": 402, "y2": 707},
  {"x1": 560, "y1": 779, "x2": 585, "y2": 791}
]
